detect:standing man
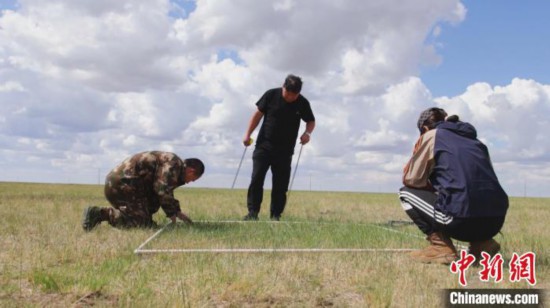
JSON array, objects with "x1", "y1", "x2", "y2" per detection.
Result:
[
  {"x1": 82, "y1": 151, "x2": 204, "y2": 230},
  {"x1": 242, "y1": 74, "x2": 316, "y2": 221},
  {"x1": 399, "y1": 107, "x2": 508, "y2": 264}
]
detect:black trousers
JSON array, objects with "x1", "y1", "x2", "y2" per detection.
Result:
[
  {"x1": 398, "y1": 186, "x2": 505, "y2": 242},
  {"x1": 247, "y1": 148, "x2": 293, "y2": 218}
]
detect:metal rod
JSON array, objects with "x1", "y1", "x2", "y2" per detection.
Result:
[
  {"x1": 231, "y1": 146, "x2": 248, "y2": 189},
  {"x1": 288, "y1": 144, "x2": 304, "y2": 197}
]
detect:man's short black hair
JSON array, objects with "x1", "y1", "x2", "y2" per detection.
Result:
[
  {"x1": 184, "y1": 158, "x2": 205, "y2": 177},
  {"x1": 283, "y1": 74, "x2": 303, "y2": 93}
]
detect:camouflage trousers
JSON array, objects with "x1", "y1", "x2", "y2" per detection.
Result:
[{"x1": 104, "y1": 177, "x2": 158, "y2": 229}]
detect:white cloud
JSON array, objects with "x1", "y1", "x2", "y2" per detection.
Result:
[
  {"x1": 1, "y1": 0, "x2": 185, "y2": 92},
  {"x1": 436, "y1": 78, "x2": 550, "y2": 164},
  {"x1": 0, "y1": 0, "x2": 548, "y2": 197},
  {"x1": 0, "y1": 81, "x2": 25, "y2": 92}
]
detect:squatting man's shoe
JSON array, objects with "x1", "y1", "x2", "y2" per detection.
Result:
[
  {"x1": 468, "y1": 239, "x2": 501, "y2": 260},
  {"x1": 82, "y1": 206, "x2": 103, "y2": 231},
  {"x1": 410, "y1": 232, "x2": 458, "y2": 264}
]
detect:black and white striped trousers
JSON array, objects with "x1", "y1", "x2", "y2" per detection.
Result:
[{"x1": 398, "y1": 186, "x2": 505, "y2": 242}]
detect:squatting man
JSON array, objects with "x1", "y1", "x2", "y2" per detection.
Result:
[
  {"x1": 82, "y1": 151, "x2": 204, "y2": 230},
  {"x1": 399, "y1": 108, "x2": 509, "y2": 264}
]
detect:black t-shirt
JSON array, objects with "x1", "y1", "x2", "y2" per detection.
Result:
[{"x1": 256, "y1": 88, "x2": 315, "y2": 155}]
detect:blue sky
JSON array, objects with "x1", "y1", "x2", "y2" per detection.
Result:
[
  {"x1": 422, "y1": 0, "x2": 550, "y2": 97},
  {"x1": 168, "y1": 0, "x2": 196, "y2": 19},
  {"x1": 1, "y1": 0, "x2": 549, "y2": 197}
]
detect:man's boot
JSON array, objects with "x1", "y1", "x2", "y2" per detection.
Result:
[
  {"x1": 468, "y1": 239, "x2": 500, "y2": 261},
  {"x1": 243, "y1": 212, "x2": 259, "y2": 221},
  {"x1": 82, "y1": 206, "x2": 104, "y2": 231},
  {"x1": 410, "y1": 232, "x2": 458, "y2": 264}
]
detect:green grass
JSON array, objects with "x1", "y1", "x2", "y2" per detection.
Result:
[
  {"x1": 0, "y1": 182, "x2": 548, "y2": 307},
  {"x1": 148, "y1": 221, "x2": 425, "y2": 250}
]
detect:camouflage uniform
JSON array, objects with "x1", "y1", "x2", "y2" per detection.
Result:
[{"x1": 104, "y1": 151, "x2": 187, "y2": 228}]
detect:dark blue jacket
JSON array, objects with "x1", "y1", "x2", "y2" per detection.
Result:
[
  {"x1": 431, "y1": 121, "x2": 508, "y2": 218},
  {"x1": 403, "y1": 122, "x2": 508, "y2": 218}
]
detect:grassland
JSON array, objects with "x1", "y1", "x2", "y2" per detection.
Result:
[{"x1": 0, "y1": 182, "x2": 548, "y2": 307}]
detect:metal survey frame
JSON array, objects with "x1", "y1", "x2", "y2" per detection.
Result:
[{"x1": 133, "y1": 220, "x2": 468, "y2": 255}]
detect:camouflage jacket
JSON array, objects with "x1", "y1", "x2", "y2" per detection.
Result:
[{"x1": 106, "y1": 151, "x2": 188, "y2": 217}]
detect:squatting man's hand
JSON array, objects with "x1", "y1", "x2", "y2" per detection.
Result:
[{"x1": 171, "y1": 211, "x2": 193, "y2": 224}]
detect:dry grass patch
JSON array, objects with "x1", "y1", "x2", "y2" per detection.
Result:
[{"x1": 0, "y1": 182, "x2": 547, "y2": 307}]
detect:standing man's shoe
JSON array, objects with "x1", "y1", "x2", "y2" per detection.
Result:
[{"x1": 243, "y1": 213, "x2": 258, "y2": 221}]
